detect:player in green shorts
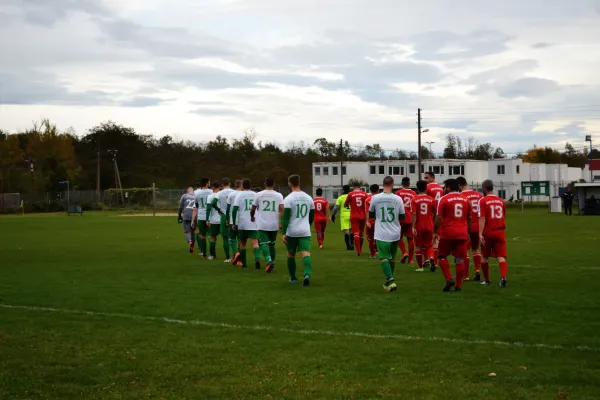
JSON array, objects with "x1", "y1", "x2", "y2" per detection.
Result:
[
  {"x1": 226, "y1": 180, "x2": 243, "y2": 265},
  {"x1": 282, "y1": 174, "x2": 315, "y2": 286},
  {"x1": 191, "y1": 177, "x2": 212, "y2": 258},
  {"x1": 232, "y1": 179, "x2": 261, "y2": 269},
  {"x1": 368, "y1": 176, "x2": 406, "y2": 292},
  {"x1": 205, "y1": 182, "x2": 224, "y2": 260},
  {"x1": 331, "y1": 185, "x2": 352, "y2": 250},
  {"x1": 212, "y1": 178, "x2": 234, "y2": 262},
  {"x1": 251, "y1": 178, "x2": 284, "y2": 273}
]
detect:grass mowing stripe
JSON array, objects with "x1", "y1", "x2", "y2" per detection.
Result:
[{"x1": 2, "y1": 303, "x2": 596, "y2": 352}]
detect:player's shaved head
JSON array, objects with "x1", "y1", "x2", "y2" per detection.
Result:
[
  {"x1": 265, "y1": 178, "x2": 275, "y2": 187},
  {"x1": 221, "y1": 178, "x2": 230, "y2": 186},
  {"x1": 200, "y1": 177, "x2": 210, "y2": 187},
  {"x1": 234, "y1": 179, "x2": 243, "y2": 189},
  {"x1": 316, "y1": 188, "x2": 323, "y2": 196},
  {"x1": 401, "y1": 177, "x2": 410, "y2": 187},
  {"x1": 288, "y1": 174, "x2": 300, "y2": 188},
  {"x1": 187, "y1": 186, "x2": 194, "y2": 193},
  {"x1": 342, "y1": 185, "x2": 350, "y2": 194},
  {"x1": 211, "y1": 181, "x2": 220, "y2": 190},
  {"x1": 456, "y1": 176, "x2": 467, "y2": 188},
  {"x1": 444, "y1": 179, "x2": 459, "y2": 193},
  {"x1": 370, "y1": 184, "x2": 379, "y2": 194},
  {"x1": 482, "y1": 179, "x2": 494, "y2": 194},
  {"x1": 416, "y1": 180, "x2": 427, "y2": 193},
  {"x1": 242, "y1": 178, "x2": 251, "y2": 190}
]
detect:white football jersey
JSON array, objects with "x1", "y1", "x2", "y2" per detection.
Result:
[
  {"x1": 369, "y1": 192, "x2": 405, "y2": 242},
  {"x1": 252, "y1": 190, "x2": 284, "y2": 231},
  {"x1": 283, "y1": 191, "x2": 314, "y2": 237},
  {"x1": 234, "y1": 190, "x2": 258, "y2": 230},
  {"x1": 207, "y1": 193, "x2": 221, "y2": 225}
]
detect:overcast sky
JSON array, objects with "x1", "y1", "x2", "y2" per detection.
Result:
[{"x1": 1, "y1": 0, "x2": 599, "y2": 155}]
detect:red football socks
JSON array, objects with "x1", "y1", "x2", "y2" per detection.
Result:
[
  {"x1": 407, "y1": 239, "x2": 415, "y2": 263},
  {"x1": 439, "y1": 259, "x2": 453, "y2": 281},
  {"x1": 455, "y1": 262, "x2": 465, "y2": 288},
  {"x1": 399, "y1": 239, "x2": 407, "y2": 255},
  {"x1": 434, "y1": 249, "x2": 439, "y2": 265},
  {"x1": 416, "y1": 252, "x2": 423, "y2": 268},
  {"x1": 482, "y1": 261, "x2": 490, "y2": 281},
  {"x1": 473, "y1": 254, "x2": 482, "y2": 272},
  {"x1": 354, "y1": 235, "x2": 361, "y2": 254},
  {"x1": 465, "y1": 256, "x2": 470, "y2": 277},
  {"x1": 499, "y1": 261, "x2": 508, "y2": 278}
]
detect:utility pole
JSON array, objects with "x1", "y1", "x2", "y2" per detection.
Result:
[
  {"x1": 339, "y1": 139, "x2": 344, "y2": 188},
  {"x1": 109, "y1": 149, "x2": 125, "y2": 204},
  {"x1": 586, "y1": 135, "x2": 593, "y2": 182},
  {"x1": 417, "y1": 108, "x2": 422, "y2": 180},
  {"x1": 96, "y1": 135, "x2": 100, "y2": 202}
]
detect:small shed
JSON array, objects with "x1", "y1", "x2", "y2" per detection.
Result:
[{"x1": 574, "y1": 183, "x2": 600, "y2": 215}]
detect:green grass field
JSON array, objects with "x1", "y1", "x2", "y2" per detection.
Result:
[{"x1": 1, "y1": 209, "x2": 600, "y2": 399}]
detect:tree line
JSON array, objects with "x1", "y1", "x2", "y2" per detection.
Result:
[{"x1": 0, "y1": 120, "x2": 597, "y2": 196}]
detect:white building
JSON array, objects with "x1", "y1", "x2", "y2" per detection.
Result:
[{"x1": 312, "y1": 158, "x2": 588, "y2": 201}]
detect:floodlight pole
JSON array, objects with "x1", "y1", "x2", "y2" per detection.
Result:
[{"x1": 586, "y1": 135, "x2": 593, "y2": 183}]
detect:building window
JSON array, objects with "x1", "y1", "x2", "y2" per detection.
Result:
[
  {"x1": 388, "y1": 166, "x2": 400, "y2": 175},
  {"x1": 428, "y1": 165, "x2": 433, "y2": 172},
  {"x1": 516, "y1": 165, "x2": 520, "y2": 174},
  {"x1": 433, "y1": 166, "x2": 444, "y2": 175},
  {"x1": 342, "y1": 166, "x2": 346, "y2": 175},
  {"x1": 517, "y1": 189, "x2": 520, "y2": 199},
  {"x1": 388, "y1": 166, "x2": 393, "y2": 175},
  {"x1": 461, "y1": 165, "x2": 464, "y2": 175},
  {"x1": 369, "y1": 165, "x2": 376, "y2": 175},
  {"x1": 400, "y1": 166, "x2": 404, "y2": 175},
  {"x1": 323, "y1": 167, "x2": 329, "y2": 176},
  {"x1": 378, "y1": 165, "x2": 385, "y2": 175},
  {"x1": 441, "y1": 166, "x2": 445, "y2": 175},
  {"x1": 498, "y1": 189, "x2": 506, "y2": 199},
  {"x1": 497, "y1": 165, "x2": 505, "y2": 175},
  {"x1": 449, "y1": 165, "x2": 461, "y2": 176},
  {"x1": 332, "y1": 166, "x2": 338, "y2": 176},
  {"x1": 421, "y1": 164, "x2": 425, "y2": 174},
  {"x1": 314, "y1": 167, "x2": 321, "y2": 176},
  {"x1": 409, "y1": 165, "x2": 416, "y2": 174}
]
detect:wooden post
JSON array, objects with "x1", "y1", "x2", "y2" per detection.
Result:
[{"x1": 152, "y1": 183, "x2": 156, "y2": 217}]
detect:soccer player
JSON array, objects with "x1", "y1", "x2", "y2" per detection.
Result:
[
  {"x1": 425, "y1": 172, "x2": 444, "y2": 267},
  {"x1": 191, "y1": 178, "x2": 212, "y2": 257},
  {"x1": 251, "y1": 178, "x2": 284, "y2": 273},
  {"x1": 205, "y1": 182, "x2": 222, "y2": 259},
  {"x1": 368, "y1": 176, "x2": 406, "y2": 292},
  {"x1": 313, "y1": 188, "x2": 330, "y2": 249},
  {"x1": 216, "y1": 178, "x2": 234, "y2": 262},
  {"x1": 344, "y1": 183, "x2": 369, "y2": 256},
  {"x1": 226, "y1": 180, "x2": 243, "y2": 266},
  {"x1": 365, "y1": 184, "x2": 379, "y2": 259},
  {"x1": 411, "y1": 180, "x2": 436, "y2": 272},
  {"x1": 434, "y1": 178, "x2": 472, "y2": 292},
  {"x1": 232, "y1": 179, "x2": 261, "y2": 269},
  {"x1": 478, "y1": 179, "x2": 509, "y2": 287},
  {"x1": 177, "y1": 186, "x2": 196, "y2": 253},
  {"x1": 395, "y1": 177, "x2": 417, "y2": 264},
  {"x1": 457, "y1": 176, "x2": 483, "y2": 281},
  {"x1": 282, "y1": 174, "x2": 315, "y2": 286},
  {"x1": 331, "y1": 185, "x2": 352, "y2": 250}
]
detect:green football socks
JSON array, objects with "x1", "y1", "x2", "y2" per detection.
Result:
[
  {"x1": 381, "y1": 260, "x2": 393, "y2": 279},
  {"x1": 287, "y1": 258, "x2": 297, "y2": 280}
]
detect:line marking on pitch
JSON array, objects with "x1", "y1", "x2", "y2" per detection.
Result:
[{"x1": 1, "y1": 304, "x2": 596, "y2": 352}]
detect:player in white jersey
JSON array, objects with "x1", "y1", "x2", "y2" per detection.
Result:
[
  {"x1": 232, "y1": 179, "x2": 261, "y2": 269},
  {"x1": 191, "y1": 177, "x2": 212, "y2": 258},
  {"x1": 368, "y1": 176, "x2": 406, "y2": 292},
  {"x1": 251, "y1": 178, "x2": 284, "y2": 273},
  {"x1": 282, "y1": 174, "x2": 315, "y2": 286},
  {"x1": 205, "y1": 182, "x2": 223, "y2": 260},
  {"x1": 177, "y1": 186, "x2": 196, "y2": 253},
  {"x1": 213, "y1": 178, "x2": 234, "y2": 262},
  {"x1": 226, "y1": 180, "x2": 243, "y2": 266}
]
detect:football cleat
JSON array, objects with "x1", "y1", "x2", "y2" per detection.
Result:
[
  {"x1": 499, "y1": 277, "x2": 507, "y2": 288},
  {"x1": 454, "y1": 287, "x2": 462, "y2": 292},
  {"x1": 481, "y1": 280, "x2": 491, "y2": 286},
  {"x1": 319, "y1": 245, "x2": 323, "y2": 249},
  {"x1": 423, "y1": 260, "x2": 431, "y2": 269},
  {"x1": 474, "y1": 272, "x2": 481, "y2": 281},
  {"x1": 429, "y1": 258, "x2": 437, "y2": 272},
  {"x1": 223, "y1": 259, "x2": 231, "y2": 263},
  {"x1": 369, "y1": 255, "x2": 377, "y2": 259},
  {"x1": 463, "y1": 277, "x2": 470, "y2": 281},
  {"x1": 188, "y1": 242, "x2": 194, "y2": 253},
  {"x1": 400, "y1": 254, "x2": 409, "y2": 264},
  {"x1": 302, "y1": 274, "x2": 310, "y2": 287},
  {"x1": 231, "y1": 252, "x2": 241, "y2": 265},
  {"x1": 265, "y1": 261, "x2": 274, "y2": 273},
  {"x1": 443, "y1": 279, "x2": 456, "y2": 292},
  {"x1": 255, "y1": 261, "x2": 261, "y2": 270},
  {"x1": 415, "y1": 267, "x2": 424, "y2": 272},
  {"x1": 289, "y1": 278, "x2": 298, "y2": 284},
  {"x1": 384, "y1": 281, "x2": 397, "y2": 292}
]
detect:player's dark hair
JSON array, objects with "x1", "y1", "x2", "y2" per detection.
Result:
[
  {"x1": 425, "y1": 172, "x2": 435, "y2": 179},
  {"x1": 353, "y1": 182, "x2": 361, "y2": 188},
  {"x1": 401, "y1": 177, "x2": 410, "y2": 187},
  {"x1": 342, "y1": 185, "x2": 350, "y2": 194},
  {"x1": 482, "y1": 179, "x2": 494, "y2": 192},
  {"x1": 416, "y1": 180, "x2": 427, "y2": 192},
  {"x1": 383, "y1": 176, "x2": 394, "y2": 186},
  {"x1": 242, "y1": 178, "x2": 252, "y2": 189},
  {"x1": 265, "y1": 178, "x2": 275, "y2": 187},
  {"x1": 456, "y1": 176, "x2": 467, "y2": 187},
  {"x1": 316, "y1": 188, "x2": 323, "y2": 196},
  {"x1": 200, "y1": 177, "x2": 210, "y2": 187},
  {"x1": 444, "y1": 178, "x2": 459, "y2": 192},
  {"x1": 211, "y1": 181, "x2": 220, "y2": 189},
  {"x1": 288, "y1": 174, "x2": 300, "y2": 187},
  {"x1": 195, "y1": 181, "x2": 202, "y2": 188},
  {"x1": 370, "y1": 184, "x2": 379, "y2": 194},
  {"x1": 221, "y1": 178, "x2": 230, "y2": 186},
  {"x1": 234, "y1": 179, "x2": 243, "y2": 189}
]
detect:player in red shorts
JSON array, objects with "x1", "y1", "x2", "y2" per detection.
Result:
[
  {"x1": 344, "y1": 183, "x2": 369, "y2": 256},
  {"x1": 434, "y1": 178, "x2": 472, "y2": 292},
  {"x1": 478, "y1": 179, "x2": 509, "y2": 287},
  {"x1": 313, "y1": 188, "x2": 330, "y2": 249},
  {"x1": 411, "y1": 180, "x2": 436, "y2": 272},
  {"x1": 425, "y1": 172, "x2": 444, "y2": 267},
  {"x1": 395, "y1": 177, "x2": 417, "y2": 264},
  {"x1": 365, "y1": 184, "x2": 379, "y2": 259},
  {"x1": 457, "y1": 176, "x2": 483, "y2": 281}
]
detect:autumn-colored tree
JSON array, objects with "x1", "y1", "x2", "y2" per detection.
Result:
[{"x1": 522, "y1": 145, "x2": 562, "y2": 164}]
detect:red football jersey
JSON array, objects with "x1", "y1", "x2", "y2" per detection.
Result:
[
  {"x1": 395, "y1": 188, "x2": 417, "y2": 224},
  {"x1": 365, "y1": 194, "x2": 375, "y2": 224},
  {"x1": 411, "y1": 194, "x2": 435, "y2": 232},
  {"x1": 437, "y1": 193, "x2": 471, "y2": 240},
  {"x1": 478, "y1": 195, "x2": 506, "y2": 234},
  {"x1": 461, "y1": 189, "x2": 483, "y2": 233},
  {"x1": 344, "y1": 190, "x2": 368, "y2": 220},
  {"x1": 426, "y1": 183, "x2": 444, "y2": 206},
  {"x1": 313, "y1": 197, "x2": 329, "y2": 221}
]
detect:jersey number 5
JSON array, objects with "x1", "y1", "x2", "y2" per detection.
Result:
[{"x1": 355, "y1": 197, "x2": 363, "y2": 207}]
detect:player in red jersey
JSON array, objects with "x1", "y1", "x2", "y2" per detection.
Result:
[
  {"x1": 457, "y1": 176, "x2": 483, "y2": 281},
  {"x1": 425, "y1": 172, "x2": 444, "y2": 267},
  {"x1": 478, "y1": 179, "x2": 508, "y2": 287},
  {"x1": 434, "y1": 178, "x2": 472, "y2": 292},
  {"x1": 365, "y1": 184, "x2": 379, "y2": 259},
  {"x1": 313, "y1": 188, "x2": 330, "y2": 249},
  {"x1": 344, "y1": 183, "x2": 369, "y2": 256},
  {"x1": 395, "y1": 177, "x2": 417, "y2": 264},
  {"x1": 411, "y1": 180, "x2": 436, "y2": 272}
]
